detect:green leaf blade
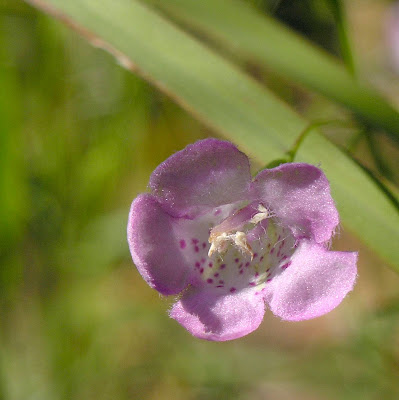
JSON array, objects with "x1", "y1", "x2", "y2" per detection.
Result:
[
  {"x1": 143, "y1": 0, "x2": 399, "y2": 141},
  {"x1": 25, "y1": 0, "x2": 399, "y2": 270}
]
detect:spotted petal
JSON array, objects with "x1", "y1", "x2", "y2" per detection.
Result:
[
  {"x1": 170, "y1": 287, "x2": 265, "y2": 341},
  {"x1": 266, "y1": 240, "x2": 357, "y2": 321},
  {"x1": 127, "y1": 193, "x2": 189, "y2": 295},
  {"x1": 149, "y1": 138, "x2": 251, "y2": 217},
  {"x1": 253, "y1": 163, "x2": 339, "y2": 243}
]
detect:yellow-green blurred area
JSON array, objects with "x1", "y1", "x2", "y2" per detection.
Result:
[{"x1": 0, "y1": 0, "x2": 399, "y2": 399}]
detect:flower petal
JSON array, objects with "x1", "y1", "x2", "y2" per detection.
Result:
[
  {"x1": 127, "y1": 193, "x2": 189, "y2": 295},
  {"x1": 170, "y1": 287, "x2": 265, "y2": 341},
  {"x1": 266, "y1": 240, "x2": 357, "y2": 321},
  {"x1": 254, "y1": 163, "x2": 339, "y2": 243},
  {"x1": 149, "y1": 138, "x2": 251, "y2": 217}
]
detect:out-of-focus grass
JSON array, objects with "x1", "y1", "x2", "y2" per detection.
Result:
[{"x1": 0, "y1": 1, "x2": 398, "y2": 399}]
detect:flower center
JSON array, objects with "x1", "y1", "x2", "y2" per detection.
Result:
[
  {"x1": 208, "y1": 204, "x2": 269, "y2": 259},
  {"x1": 177, "y1": 202, "x2": 296, "y2": 294}
]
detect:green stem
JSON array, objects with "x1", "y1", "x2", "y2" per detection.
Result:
[
  {"x1": 288, "y1": 119, "x2": 351, "y2": 161},
  {"x1": 346, "y1": 129, "x2": 364, "y2": 154},
  {"x1": 265, "y1": 119, "x2": 352, "y2": 169},
  {"x1": 364, "y1": 130, "x2": 394, "y2": 182},
  {"x1": 326, "y1": 0, "x2": 356, "y2": 76}
]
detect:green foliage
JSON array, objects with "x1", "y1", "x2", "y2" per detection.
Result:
[
  {"x1": 23, "y1": 0, "x2": 399, "y2": 269},
  {"x1": 143, "y1": 0, "x2": 399, "y2": 139}
]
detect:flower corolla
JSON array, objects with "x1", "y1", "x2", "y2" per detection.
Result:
[{"x1": 127, "y1": 139, "x2": 357, "y2": 341}]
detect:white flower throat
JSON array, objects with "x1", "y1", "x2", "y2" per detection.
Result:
[{"x1": 176, "y1": 200, "x2": 295, "y2": 295}]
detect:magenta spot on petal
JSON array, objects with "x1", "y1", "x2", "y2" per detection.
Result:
[
  {"x1": 195, "y1": 246, "x2": 199, "y2": 253},
  {"x1": 282, "y1": 255, "x2": 288, "y2": 260},
  {"x1": 277, "y1": 235, "x2": 281, "y2": 241},
  {"x1": 202, "y1": 242, "x2": 206, "y2": 249},
  {"x1": 267, "y1": 278, "x2": 273, "y2": 282},
  {"x1": 214, "y1": 273, "x2": 219, "y2": 277},
  {"x1": 255, "y1": 272, "x2": 259, "y2": 277},
  {"x1": 207, "y1": 278, "x2": 213, "y2": 284},
  {"x1": 245, "y1": 262, "x2": 250, "y2": 267},
  {"x1": 192, "y1": 238, "x2": 199, "y2": 244},
  {"x1": 179, "y1": 240, "x2": 186, "y2": 249},
  {"x1": 201, "y1": 258, "x2": 205, "y2": 264},
  {"x1": 234, "y1": 258, "x2": 239, "y2": 263},
  {"x1": 195, "y1": 262, "x2": 200, "y2": 268},
  {"x1": 259, "y1": 256, "x2": 264, "y2": 262},
  {"x1": 230, "y1": 287, "x2": 237, "y2": 293},
  {"x1": 220, "y1": 264, "x2": 226, "y2": 269},
  {"x1": 200, "y1": 268, "x2": 204, "y2": 274},
  {"x1": 219, "y1": 280, "x2": 224, "y2": 284},
  {"x1": 253, "y1": 253, "x2": 258, "y2": 258},
  {"x1": 270, "y1": 248, "x2": 275, "y2": 254},
  {"x1": 239, "y1": 270, "x2": 244, "y2": 275},
  {"x1": 216, "y1": 285, "x2": 224, "y2": 288},
  {"x1": 281, "y1": 261, "x2": 292, "y2": 270},
  {"x1": 249, "y1": 282, "x2": 256, "y2": 286},
  {"x1": 208, "y1": 262, "x2": 213, "y2": 268}
]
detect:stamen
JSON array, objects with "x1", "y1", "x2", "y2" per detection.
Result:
[
  {"x1": 249, "y1": 204, "x2": 269, "y2": 225},
  {"x1": 208, "y1": 203, "x2": 269, "y2": 259},
  {"x1": 208, "y1": 231, "x2": 253, "y2": 258}
]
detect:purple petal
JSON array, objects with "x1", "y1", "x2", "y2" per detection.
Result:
[
  {"x1": 149, "y1": 138, "x2": 251, "y2": 217},
  {"x1": 170, "y1": 287, "x2": 265, "y2": 341},
  {"x1": 127, "y1": 193, "x2": 189, "y2": 295},
  {"x1": 254, "y1": 163, "x2": 339, "y2": 243},
  {"x1": 266, "y1": 240, "x2": 357, "y2": 321}
]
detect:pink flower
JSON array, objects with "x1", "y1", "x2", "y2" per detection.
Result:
[{"x1": 127, "y1": 139, "x2": 357, "y2": 341}]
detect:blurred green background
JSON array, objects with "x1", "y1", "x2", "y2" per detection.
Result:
[{"x1": 1, "y1": 0, "x2": 399, "y2": 399}]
